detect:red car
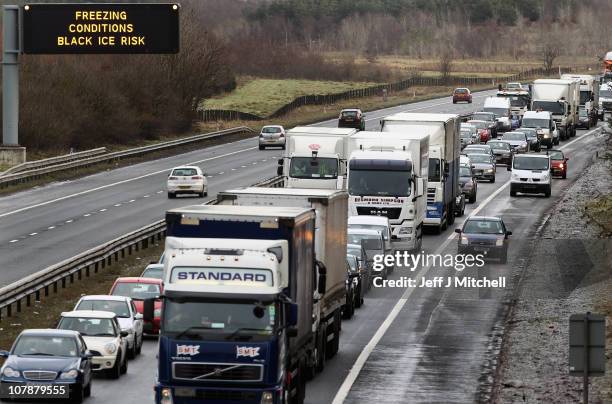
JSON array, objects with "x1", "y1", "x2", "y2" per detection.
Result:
[
  {"x1": 110, "y1": 277, "x2": 163, "y2": 335},
  {"x1": 548, "y1": 149, "x2": 568, "y2": 179},
  {"x1": 453, "y1": 88, "x2": 472, "y2": 104},
  {"x1": 467, "y1": 120, "x2": 491, "y2": 143}
]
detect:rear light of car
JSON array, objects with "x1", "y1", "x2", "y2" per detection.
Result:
[
  {"x1": 168, "y1": 176, "x2": 178, "y2": 180},
  {"x1": 191, "y1": 176, "x2": 203, "y2": 180}
]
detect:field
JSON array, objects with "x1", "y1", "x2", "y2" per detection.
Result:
[{"x1": 202, "y1": 78, "x2": 378, "y2": 117}]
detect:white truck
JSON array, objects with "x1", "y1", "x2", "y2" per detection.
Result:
[
  {"x1": 561, "y1": 74, "x2": 599, "y2": 127},
  {"x1": 496, "y1": 86, "x2": 531, "y2": 118},
  {"x1": 531, "y1": 79, "x2": 580, "y2": 139},
  {"x1": 598, "y1": 82, "x2": 612, "y2": 120},
  {"x1": 216, "y1": 187, "x2": 348, "y2": 375},
  {"x1": 346, "y1": 131, "x2": 427, "y2": 251},
  {"x1": 483, "y1": 97, "x2": 512, "y2": 132},
  {"x1": 380, "y1": 113, "x2": 461, "y2": 234},
  {"x1": 277, "y1": 127, "x2": 358, "y2": 190}
]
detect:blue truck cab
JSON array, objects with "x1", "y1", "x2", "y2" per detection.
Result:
[{"x1": 148, "y1": 205, "x2": 317, "y2": 404}]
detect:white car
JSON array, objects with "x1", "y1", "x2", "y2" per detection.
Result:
[
  {"x1": 167, "y1": 166, "x2": 207, "y2": 199},
  {"x1": 258, "y1": 125, "x2": 286, "y2": 150},
  {"x1": 73, "y1": 295, "x2": 143, "y2": 359},
  {"x1": 57, "y1": 311, "x2": 128, "y2": 379},
  {"x1": 508, "y1": 154, "x2": 551, "y2": 197}
]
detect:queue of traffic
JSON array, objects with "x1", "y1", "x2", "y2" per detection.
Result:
[{"x1": 0, "y1": 75, "x2": 599, "y2": 404}]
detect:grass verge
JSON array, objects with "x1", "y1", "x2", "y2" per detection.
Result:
[
  {"x1": 0, "y1": 243, "x2": 164, "y2": 360},
  {"x1": 202, "y1": 78, "x2": 379, "y2": 117}
]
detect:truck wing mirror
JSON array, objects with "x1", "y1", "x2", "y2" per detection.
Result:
[
  {"x1": 507, "y1": 164, "x2": 512, "y2": 171},
  {"x1": 417, "y1": 178, "x2": 424, "y2": 197},
  {"x1": 143, "y1": 298, "x2": 155, "y2": 322},
  {"x1": 277, "y1": 166, "x2": 283, "y2": 176},
  {"x1": 316, "y1": 260, "x2": 327, "y2": 295}
]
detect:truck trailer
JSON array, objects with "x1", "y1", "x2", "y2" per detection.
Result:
[
  {"x1": 216, "y1": 188, "x2": 347, "y2": 376},
  {"x1": 380, "y1": 113, "x2": 461, "y2": 234},
  {"x1": 561, "y1": 74, "x2": 599, "y2": 127},
  {"x1": 150, "y1": 205, "x2": 318, "y2": 404}
]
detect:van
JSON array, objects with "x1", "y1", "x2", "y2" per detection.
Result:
[
  {"x1": 508, "y1": 154, "x2": 551, "y2": 197},
  {"x1": 521, "y1": 111, "x2": 558, "y2": 148},
  {"x1": 483, "y1": 97, "x2": 511, "y2": 132}
]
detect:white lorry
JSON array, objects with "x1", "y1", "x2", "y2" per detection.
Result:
[
  {"x1": 598, "y1": 82, "x2": 612, "y2": 120},
  {"x1": 531, "y1": 79, "x2": 580, "y2": 139},
  {"x1": 380, "y1": 113, "x2": 462, "y2": 234},
  {"x1": 561, "y1": 74, "x2": 599, "y2": 127},
  {"x1": 346, "y1": 131, "x2": 428, "y2": 251},
  {"x1": 277, "y1": 127, "x2": 358, "y2": 190},
  {"x1": 216, "y1": 187, "x2": 348, "y2": 375},
  {"x1": 483, "y1": 97, "x2": 512, "y2": 132},
  {"x1": 496, "y1": 85, "x2": 531, "y2": 118}
]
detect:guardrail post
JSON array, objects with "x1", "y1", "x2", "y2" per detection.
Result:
[
  {"x1": 128, "y1": 245, "x2": 132, "y2": 255},
  {"x1": 6, "y1": 304, "x2": 11, "y2": 318},
  {"x1": 26, "y1": 294, "x2": 30, "y2": 307},
  {"x1": 78, "y1": 269, "x2": 82, "y2": 280},
  {"x1": 16, "y1": 299, "x2": 21, "y2": 313},
  {"x1": 94, "y1": 262, "x2": 99, "y2": 273},
  {"x1": 86, "y1": 266, "x2": 90, "y2": 277},
  {"x1": 44, "y1": 285, "x2": 49, "y2": 296},
  {"x1": 53, "y1": 282, "x2": 57, "y2": 294},
  {"x1": 143, "y1": 238, "x2": 148, "y2": 249},
  {"x1": 107, "y1": 255, "x2": 112, "y2": 266},
  {"x1": 61, "y1": 277, "x2": 66, "y2": 289},
  {"x1": 69, "y1": 273, "x2": 74, "y2": 284},
  {"x1": 35, "y1": 290, "x2": 40, "y2": 301},
  {"x1": 114, "y1": 251, "x2": 119, "y2": 261}
]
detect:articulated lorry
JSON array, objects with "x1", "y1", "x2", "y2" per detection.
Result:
[
  {"x1": 277, "y1": 127, "x2": 358, "y2": 190},
  {"x1": 561, "y1": 74, "x2": 599, "y2": 127},
  {"x1": 150, "y1": 205, "x2": 320, "y2": 404},
  {"x1": 380, "y1": 113, "x2": 461, "y2": 234},
  {"x1": 216, "y1": 188, "x2": 347, "y2": 376},
  {"x1": 346, "y1": 131, "x2": 428, "y2": 251},
  {"x1": 531, "y1": 79, "x2": 580, "y2": 139}
]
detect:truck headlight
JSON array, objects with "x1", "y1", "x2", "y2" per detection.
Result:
[
  {"x1": 495, "y1": 238, "x2": 504, "y2": 247},
  {"x1": 399, "y1": 227, "x2": 413, "y2": 235},
  {"x1": 104, "y1": 343, "x2": 117, "y2": 355},
  {"x1": 261, "y1": 392, "x2": 274, "y2": 404},
  {"x1": 60, "y1": 369, "x2": 79, "y2": 379},
  {"x1": 2, "y1": 367, "x2": 20, "y2": 378},
  {"x1": 160, "y1": 388, "x2": 173, "y2": 404}
]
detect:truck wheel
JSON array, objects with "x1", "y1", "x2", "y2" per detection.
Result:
[
  {"x1": 315, "y1": 332, "x2": 326, "y2": 373},
  {"x1": 447, "y1": 208, "x2": 455, "y2": 225}
]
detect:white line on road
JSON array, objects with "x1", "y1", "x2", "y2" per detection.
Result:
[
  {"x1": 331, "y1": 125, "x2": 601, "y2": 404},
  {"x1": 143, "y1": 195, "x2": 150, "y2": 198},
  {"x1": 47, "y1": 226, "x2": 55, "y2": 230},
  {"x1": 29, "y1": 232, "x2": 37, "y2": 236},
  {"x1": 0, "y1": 147, "x2": 258, "y2": 219},
  {"x1": 65, "y1": 219, "x2": 73, "y2": 223},
  {"x1": 9, "y1": 239, "x2": 18, "y2": 243},
  {"x1": 99, "y1": 208, "x2": 107, "y2": 212},
  {"x1": 83, "y1": 214, "x2": 90, "y2": 217},
  {"x1": 114, "y1": 204, "x2": 121, "y2": 207},
  {"x1": 128, "y1": 199, "x2": 135, "y2": 203}
]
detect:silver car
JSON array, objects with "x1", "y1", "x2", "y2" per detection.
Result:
[
  {"x1": 468, "y1": 153, "x2": 496, "y2": 183},
  {"x1": 502, "y1": 131, "x2": 529, "y2": 153},
  {"x1": 258, "y1": 125, "x2": 286, "y2": 150}
]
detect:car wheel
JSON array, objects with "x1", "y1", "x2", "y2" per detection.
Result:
[
  {"x1": 258, "y1": 145, "x2": 264, "y2": 150},
  {"x1": 167, "y1": 192, "x2": 175, "y2": 199},
  {"x1": 135, "y1": 335, "x2": 142, "y2": 355},
  {"x1": 354, "y1": 285, "x2": 363, "y2": 308},
  {"x1": 544, "y1": 186, "x2": 551, "y2": 198},
  {"x1": 108, "y1": 355, "x2": 121, "y2": 379},
  {"x1": 120, "y1": 353, "x2": 128, "y2": 375},
  {"x1": 128, "y1": 340, "x2": 136, "y2": 359},
  {"x1": 198, "y1": 191, "x2": 204, "y2": 198},
  {"x1": 490, "y1": 176, "x2": 495, "y2": 183},
  {"x1": 84, "y1": 380, "x2": 92, "y2": 398},
  {"x1": 70, "y1": 384, "x2": 84, "y2": 403}
]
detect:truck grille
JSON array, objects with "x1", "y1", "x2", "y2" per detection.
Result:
[
  {"x1": 356, "y1": 207, "x2": 402, "y2": 220},
  {"x1": 23, "y1": 370, "x2": 57, "y2": 381},
  {"x1": 603, "y1": 101, "x2": 612, "y2": 110},
  {"x1": 178, "y1": 390, "x2": 258, "y2": 401},
  {"x1": 426, "y1": 187, "x2": 436, "y2": 204},
  {"x1": 173, "y1": 362, "x2": 263, "y2": 382}
]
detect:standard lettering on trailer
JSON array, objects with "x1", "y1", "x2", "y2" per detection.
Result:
[{"x1": 171, "y1": 268, "x2": 272, "y2": 285}]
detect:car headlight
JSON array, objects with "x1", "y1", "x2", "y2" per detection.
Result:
[
  {"x1": 544, "y1": 133, "x2": 550, "y2": 138},
  {"x1": 495, "y1": 238, "x2": 504, "y2": 247},
  {"x1": 60, "y1": 369, "x2": 79, "y2": 379},
  {"x1": 399, "y1": 227, "x2": 413, "y2": 235},
  {"x1": 511, "y1": 173, "x2": 519, "y2": 180},
  {"x1": 261, "y1": 392, "x2": 274, "y2": 404},
  {"x1": 104, "y1": 342, "x2": 117, "y2": 355},
  {"x1": 2, "y1": 367, "x2": 20, "y2": 378},
  {"x1": 460, "y1": 236, "x2": 469, "y2": 245},
  {"x1": 154, "y1": 308, "x2": 161, "y2": 317},
  {"x1": 485, "y1": 168, "x2": 494, "y2": 173}
]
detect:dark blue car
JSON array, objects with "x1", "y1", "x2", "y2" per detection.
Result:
[
  {"x1": 0, "y1": 329, "x2": 94, "y2": 403},
  {"x1": 455, "y1": 216, "x2": 512, "y2": 263}
]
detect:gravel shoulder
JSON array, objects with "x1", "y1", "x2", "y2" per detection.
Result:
[{"x1": 494, "y1": 134, "x2": 612, "y2": 403}]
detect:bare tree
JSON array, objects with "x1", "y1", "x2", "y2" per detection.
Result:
[
  {"x1": 541, "y1": 41, "x2": 561, "y2": 73},
  {"x1": 439, "y1": 47, "x2": 454, "y2": 83}
]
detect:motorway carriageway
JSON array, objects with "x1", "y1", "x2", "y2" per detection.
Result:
[{"x1": 0, "y1": 89, "x2": 605, "y2": 402}]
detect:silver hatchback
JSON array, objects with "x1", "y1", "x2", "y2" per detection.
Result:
[{"x1": 259, "y1": 125, "x2": 286, "y2": 150}]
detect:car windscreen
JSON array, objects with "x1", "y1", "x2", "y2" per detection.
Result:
[
  {"x1": 532, "y1": 101, "x2": 564, "y2": 114},
  {"x1": 464, "y1": 147, "x2": 489, "y2": 154},
  {"x1": 58, "y1": 317, "x2": 116, "y2": 337},
  {"x1": 455, "y1": 89, "x2": 467, "y2": 94},
  {"x1": 468, "y1": 154, "x2": 491, "y2": 163},
  {"x1": 142, "y1": 267, "x2": 163, "y2": 279},
  {"x1": 548, "y1": 150, "x2": 564, "y2": 160},
  {"x1": 171, "y1": 168, "x2": 197, "y2": 177},
  {"x1": 349, "y1": 224, "x2": 388, "y2": 240},
  {"x1": 346, "y1": 256, "x2": 358, "y2": 271},
  {"x1": 289, "y1": 157, "x2": 338, "y2": 179},
  {"x1": 483, "y1": 107, "x2": 508, "y2": 117},
  {"x1": 347, "y1": 233, "x2": 382, "y2": 249},
  {"x1": 488, "y1": 142, "x2": 510, "y2": 150},
  {"x1": 579, "y1": 109, "x2": 588, "y2": 118},
  {"x1": 463, "y1": 219, "x2": 504, "y2": 234},
  {"x1": 13, "y1": 335, "x2": 78, "y2": 357},
  {"x1": 503, "y1": 133, "x2": 526, "y2": 140},
  {"x1": 261, "y1": 127, "x2": 281, "y2": 133},
  {"x1": 75, "y1": 300, "x2": 131, "y2": 318},
  {"x1": 459, "y1": 166, "x2": 471, "y2": 177},
  {"x1": 460, "y1": 130, "x2": 472, "y2": 138},
  {"x1": 513, "y1": 156, "x2": 549, "y2": 170},
  {"x1": 521, "y1": 118, "x2": 549, "y2": 129},
  {"x1": 112, "y1": 282, "x2": 160, "y2": 300}
]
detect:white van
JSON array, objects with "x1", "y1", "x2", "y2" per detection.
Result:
[
  {"x1": 483, "y1": 97, "x2": 511, "y2": 132},
  {"x1": 521, "y1": 111, "x2": 558, "y2": 148},
  {"x1": 508, "y1": 154, "x2": 551, "y2": 197}
]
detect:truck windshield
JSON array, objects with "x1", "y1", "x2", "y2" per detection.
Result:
[
  {"x1": 483, "y1": 107, "x2": 508, "y2": 117},
  {"x1": 579, "y1": 91, "x2": 590, "y2": 104},
  {"x1": 513, "y1": 156, "x2": 549, "y2": 170},
  {"x1": 289, "y1": 157, "x2": 338, "y2": 179},
  {"x1": 521, "y1": 118, "x2": 549, "y2": 129},
  {"x1": 348, "y1": 170, "x2": 411, "y2": 197},
  {"x1": 162, "y1": 299, "x2": 277, "y2": 341},
  {"x1": 498, "y1": 95, "x2": 529, "y2": 107},
  {"x1": 532, "y1": 101, "x2": 565, "y2": 115},
  {"x1": 428, "y1": 158, "x2": 441, "y2": 182}
]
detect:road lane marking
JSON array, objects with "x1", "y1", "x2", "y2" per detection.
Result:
[
  {"x1": 83, "y1": 214, "x2": 90, "y2": 217},
  {"x1": 9, "y1": 239, "x2": 18, "y2": 243},
  {"x1": 29, "y1": 232, "x2": 37, "y2": 236},
  {"x1": 99, "y1": 208, "x2": 107, "y2": 212},
  {"x1": 47, "y1": 226, "x2": 55, "y2": 230},
  {"x1": 331, "y1": 125, "x2": 601, "y2": 403},
  {"x1": 65, "y1": 219, "x2": 73, "y2": 223},
  {"x1": 0, "y1": 147, "x2": 259, "y2": 219}
]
